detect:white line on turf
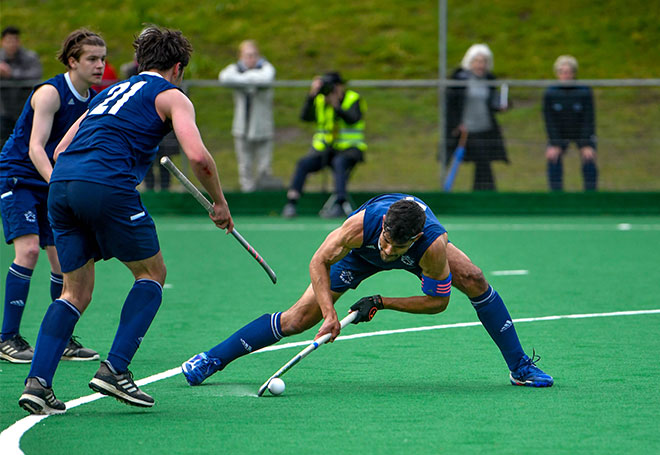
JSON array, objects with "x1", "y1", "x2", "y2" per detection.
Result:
[
  {"x1": 491, "y1": 270, "x2": 529, "y2": 276},
  {"x1": 2, "y1": 307, "x2": 660, "y2": 455}
]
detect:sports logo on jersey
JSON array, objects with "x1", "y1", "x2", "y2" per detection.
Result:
[
  {"x1": 9, "y1": 299, "x2": 25, "y2": 307},
  {"x1": 68, "y1": 98, "x2": 75, "y2": 105},
  {"x1": 401, "y1": 255, "x2": 415, "y2": 266},
  {"x1": 24, "y1": 211, "x2": 36, "y2": 223},
  {"x1": 340, "y1": 270, "x2": 354, "y2": 284}
]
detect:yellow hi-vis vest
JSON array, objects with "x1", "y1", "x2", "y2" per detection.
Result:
[{"x1": 312, "y1": 90, "x2": 366, "y2": 152}]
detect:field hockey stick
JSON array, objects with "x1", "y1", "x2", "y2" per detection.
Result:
[
  {"x1": 443, "y1": 129, "x2": 468, "y2": 192},
  {"x1": 257, "y1": 311, "x2": 358, "y2": 396},
  {"x1": 160, "y1": 157, "x2": 277, "y2": 284}
]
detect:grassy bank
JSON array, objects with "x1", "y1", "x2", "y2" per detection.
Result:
[{"x1": 4, "y1": 0, "x2": 659, "y2": 191}]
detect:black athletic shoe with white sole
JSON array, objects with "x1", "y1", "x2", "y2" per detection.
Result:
[
  {"x1": 88, "y1": 360, "x2": 154, "y2": 407},
  {"x1": 0, "y1": 334, "x2": 34, "y2": 363},
  {"x1": 61, "y1": 336, "x2": 99, "y2": 361},
  {"x1": 18, "y1": 377, "x2": 66, "y2": 415}
]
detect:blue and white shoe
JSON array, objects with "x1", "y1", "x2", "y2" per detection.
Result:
[
  {"x1": 181, "y1": 352, "x2": 222, "y2": 386},
  {"x1": 509, "y1": 352, "x2": 554, "y2": 388}
]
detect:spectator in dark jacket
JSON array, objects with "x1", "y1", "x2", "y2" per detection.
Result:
[
  {"x1": 0, "y1": 26, "x2": 43, "y2": 146},
  {"x1": 543, "y1": 55, "x2": 597, "y2": 191},
  {"x1": 445, "y1": 44, "x2": 508, "y2": 191}
]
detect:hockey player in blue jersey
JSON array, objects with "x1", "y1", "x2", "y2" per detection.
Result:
[
  {"x1": 0, "y1": 29, "x2": 106, "y2": 364},
  {"x1": 18, "y1": 26, "x2": 234, "y2": 415},
  {"x1": 182, "y1": 193, "x2": 553, "y2": 389}
]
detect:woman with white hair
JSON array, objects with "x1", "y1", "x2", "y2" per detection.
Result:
[
  {"x1": 445, "y1": 43, "x2": 508, "y2": 191},
  {"x1": 542, "y1": 55, "x2": 597, "y2": 191}
]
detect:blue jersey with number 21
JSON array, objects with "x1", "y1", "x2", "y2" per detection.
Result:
[{"x1": 51, "y1": 72, "x2": 179, "y2": 190}]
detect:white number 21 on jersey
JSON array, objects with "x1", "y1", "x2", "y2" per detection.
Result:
[{"x1": 89, "y1": 81, "x2": 147, "y2": 116}]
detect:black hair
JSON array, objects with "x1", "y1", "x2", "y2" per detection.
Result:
[
  {"x1": 133, "y1": 25, "x2": 193, "y2": 73},
  {"x1": 383, "y1": 199, "x2": 426, "y2": 244},
  {"x1": 2, "y1": 26, "x2": 20, "y2": 38},
  {"x1": 57, "y1": 29, "x2": 105, "y2": 67}
]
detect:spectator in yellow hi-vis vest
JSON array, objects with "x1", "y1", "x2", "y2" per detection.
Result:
[{"x1": 282, "y1": 71, "x2": 366, "y2": 218}]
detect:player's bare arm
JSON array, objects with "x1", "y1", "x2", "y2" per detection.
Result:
[
  {"x1": 310, "y1": 211, "x2": 365, "y2": 341},
  {"x1": 156, "y1": 88, "x2": 233, "y2": 232},
  {"x1": 382, "y1": 234, "x2": 451, "y2": 314},
  {"x1": 28, "y1": 85, "x2": 61, "y2": 182}
]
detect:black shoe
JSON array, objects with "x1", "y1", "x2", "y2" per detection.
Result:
[
  {"x1": 61, "y1": 336, "x2": 99, "y2": 361},
  {"x1": 0, "y1": 334, "x2": 34, "y2": 363},
  {"x1": 19, "y1": 377, "x2": 66, "y2": 415},
  {"x1": 89, "y1": 360, "x2": 154, "y2": 407}
]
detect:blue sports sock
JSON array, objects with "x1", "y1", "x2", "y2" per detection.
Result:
[
  {"x1": 207, "y1": 313, "x2": 283, "y2": 366},
  {"x1": 470, "y1": 286, "x2": 526, "y2": 371},
  {"x1": 50, "y1": 272, "x2": 64, "y2": 301},
  {"x1": 2, "y1": 263, "x2": 33, "y2": 341},
  {"x1": 106, "y1": 279, "x2": 163, "y2": 373},
  {"x1": 28, "y1": 299, "x2": 80, "y2": 387}
]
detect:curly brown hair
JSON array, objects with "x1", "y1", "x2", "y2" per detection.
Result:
[{"x1": 133, "y1": 25, "x2": 193, "y2": 73}]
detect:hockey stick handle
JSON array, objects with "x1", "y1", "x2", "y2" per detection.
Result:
[
  {"x1": 257, "y1": 311, "x2": 358, "y2": 396},
  {"x1": 160, "y1": 157, "x2": 277, "y2": 284}
]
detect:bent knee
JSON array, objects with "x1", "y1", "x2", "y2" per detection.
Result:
[
  {"x1": 453, "y1": 264, "x2": 488, "y2": 294},
  {"x1": 15, "y1": 245, "x2": 41, "y2": 267},
  {"x1": 280, "y1": 310, "x2": 318, "y2": 336}
]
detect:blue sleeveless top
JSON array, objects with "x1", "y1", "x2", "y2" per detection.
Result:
[
  {"x1": 347, "y1": 193, "x2": 447, "y2": 276},
  {"x1": 0, "y1": 73, "x2": 95, "y2": 187},
  {"x1": 51, "y1": 72, "x2": 179, "y2": 190}
]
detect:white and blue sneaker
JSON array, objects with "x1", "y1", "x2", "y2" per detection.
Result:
[
  {"x1": 509, "y1": 352, "x2": 554, "y2": 388},
  {"x1": 181, "y1": 352, "x2": 223, "y2": 386}
]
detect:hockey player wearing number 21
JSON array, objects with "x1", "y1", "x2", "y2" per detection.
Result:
[
  {"x1": 18, "y1": 26, "x2": 234, "y2": 416},
  {"x1": 182, "y1": 193, "x2": 554, "y2": 391}
]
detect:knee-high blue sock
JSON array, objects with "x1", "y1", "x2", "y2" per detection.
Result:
[
  {"x1": 207, "y1": 313, "x2": 283, "y2": 367},
  {"x1": 470, "y1": 286, "x2": 526, "y2": 371},
  {"x1": 50, "y1": 272, "x2": 63, "y2": 301},
  {"x1": 2, "y1": 263, "x2": 33, "y2": 341},
  {"x1": 106, "y1": 279, "x2": 163, "y2": 373},
  {"x1": 28, "y1": 299, "x2": 80, "y2": 387}
]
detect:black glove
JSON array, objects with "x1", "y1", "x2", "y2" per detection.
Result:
[{"x1": 349, "y1": 295, "x2": 384, "y2": 324}]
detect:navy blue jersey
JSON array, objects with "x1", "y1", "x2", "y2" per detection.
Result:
[
  {"x1": 347, "y1": 193, "x2": 447, "y2": 276},
  {"x1": 51, "y1": 72, "x2": 179, "y2": 190},
  {"x1": 0, "y1": 73, "x2": 95, "y2": 185}
]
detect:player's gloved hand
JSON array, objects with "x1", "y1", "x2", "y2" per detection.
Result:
[{"x1": 350, "y1": 295, "x2": 384, "y2": 324}]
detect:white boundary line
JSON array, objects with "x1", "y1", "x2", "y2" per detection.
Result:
[{"x1": 2, "y1": 307, "x2": 660, "y2": 454}]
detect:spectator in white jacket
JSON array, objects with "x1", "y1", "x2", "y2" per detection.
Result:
[{"x1": 219, "y1": 40, "x2": 281, "y2": 192}]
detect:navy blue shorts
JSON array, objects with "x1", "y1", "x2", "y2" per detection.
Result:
[
  {"x1": 1, "y1": 177, "x2": 53, "y2": 247},
  {"x1": 329, "y1": 251, "x2": 420, "y2": 293},
  {"x1": 48, "y1": 181, "x2": 160, "y2": 273}
]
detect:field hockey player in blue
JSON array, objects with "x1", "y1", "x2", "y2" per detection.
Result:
[
  {"x1": 182, "y1": 193, "x2": 553, "y2": 389},
  {"x1": 18, "y1": 26, "x2": 234, "y2": 415},
  {"x1": 0, "y1": 29, "x2": 106, "y2": 364}
]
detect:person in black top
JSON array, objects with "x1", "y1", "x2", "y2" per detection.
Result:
[
  {"x1": 542, "y1": 55, "x2": 597, "y2": 191},
  {"x1": 445, "y1": 44, "x2": 508, "y2": 191}
]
